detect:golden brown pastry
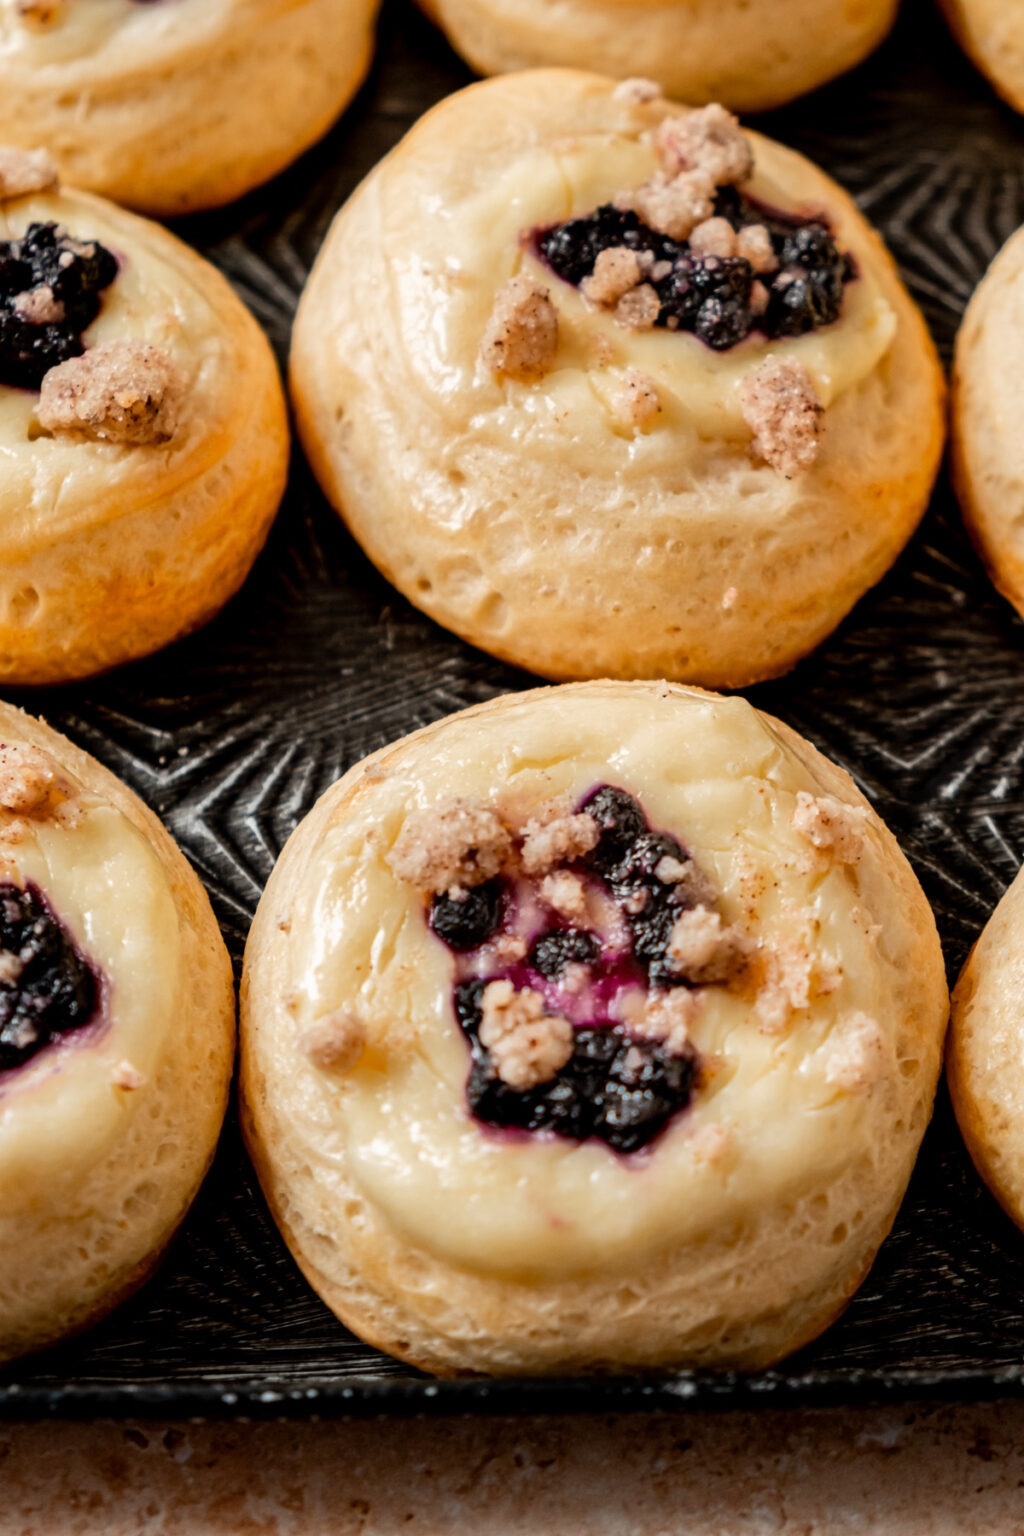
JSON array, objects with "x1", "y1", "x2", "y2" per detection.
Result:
[
  {"x1": 0, "y1": 702, "x2": 235, "y2": 1364},
  {"x1": 290, "y1": 72, "x2": 944, "y2": 688},
  {"x1": 419, "y1": 0, "x2": 898, "y2": 113},
  {"x1": 948, "y1": 865, "x2": 1024, "y2": 1234},
  {"x1": 0, "y1": 151, "x2": 288, "y2": 686},
  {"x1": 940, "y1": 0, "x2": 1024, "y2": 116},
  {"x1": 0, "y1": 0, "x2": 380, "y2": 216},
  {"x1": 951, "y1": 224, "x2": 1024, "y2": 618},
  {"x1": 240, "y1": 681, "x2": 948, "y2": 1376}
]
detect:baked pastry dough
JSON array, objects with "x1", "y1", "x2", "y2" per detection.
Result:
[
  {"x1": 290, "y1": 72, "x2": 944, "y2": 688},
  {"x1": 0, "y1": 155, "x2": 288, "y2": 686},
  {"x1": 240, "y1": 681, "x2": 948, "y2": 1376},
  {"x1": 0, "y1": 703, "x2": 234, "y2": 1363},
  {"x1": 948, "y1": 866, "x2": 1024, "y2": 1234},
  {"x1": 419, "y1": 0, "x2": 897, "y2": 113},
  {"x1": 0, "y1": 0, "x2": 379, "y2": 216},
  {"x1": 951, "y1": 225, "x2": 1024, "y2": 619},
  {"x1": 940, "y1": 0, "x2": 1024, "y2": 116}
]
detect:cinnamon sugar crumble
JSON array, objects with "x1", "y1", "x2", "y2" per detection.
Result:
[
  {"x1": 478, "y1": 979, "x2": 573, "y2": 1090},
  {"x1": 633, "y1": 986, "x2": 700, "y2": 1053},
  {"x1": 0, "y1": 743, "x2": 76, "y2": 832},
  {"x1": 612, "y1": 77, "x2": 663, "y2": 107},
  {"x1": 613, "y1": 282, "x2": 661, "y2": 331},
  {"x1": 480, "y1": 274, "x2": 558, "y2": 383},
  {"x1": 581, "y1": 246, "x2": 649, "y2": 306},
  {"x1": 754, "y1": 924, "x2": 841, "y2": 1035},
  {"x1": 689, "y1": 217, "x2": 737, "y2": 259},
  {"x1": 301, "y1": 1010, "x2": 367, "y2": 1073},
  {"x1": 736, "y1": 223, "x2": 778, "y2": 273},
  {"x1": 791, "y1": 791, "x2": 868, "y2": 865},
  {"x1": 37, "y1": 340, "x2": 185, "y2": 447},
  {"x1": 541, "y1": 869, "x2": 587, "y2": 920},
  {"x1": 620, "y1": 170, "x2": 714, "y2": 242},
  {"x1": 0, "y1": 950, "x2": 23, "y2": 986},
  {"x1": 0, "y1": 146, "x2": 58, "y2": 202},
  {"x1": 825, "y1": 1012, "x2": 887, "y2": 1093},
  {"x1": 612, "y1": 369, "x2": 661, "y2": 429},
  {"x1": 666, "y1": 904, "x2": 750, "y2": 984},
  {"x1": 740, "y1": 355, "x2": 822, "y2": 477},
  {"x1": 388, "y1": 798, "x2": 512, "y2": 897},
  {"x1": 12, "y1": 285, "x2": 64, "y2": 325},
  {"x1": 653, "y1": 104, "x2": 754, "y2": 187},
  {"x1": 520, "y1": 809, "x2": 600, "y2": 875},
  {"x1": 111, "y1": 1060, "x2": 146, "y2": 1091}
]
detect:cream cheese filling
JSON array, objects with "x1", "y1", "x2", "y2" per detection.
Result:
[
  {"x1": 283, "y1": 691, "x2": 903, "y2": 1283},
  {"x1": 0, "y1": 771, "x2": 181, "y2": 1214},
  {"x1": 387, "y1": 131, "x2": 896, "y2": 443}
]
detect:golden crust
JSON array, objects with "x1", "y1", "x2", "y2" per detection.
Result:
[
  {"x1": 939, "y1": 0, "x2": 1024, "y2": 115},
  {"x1": 951, "y1": 225, "x2": 1024, "y2": 619},
  {"x1": 948, "y1": 866, "x2": 1024, "y2": 1234},
  {"x1": 0, "y1": 0, "x2": 380, "y2": 216},
  {"x1": 290, "y1": 71, "x2": 944, "y2": 690},
  {"x1": 420, "y1": 0, "x2": 897, "y2": 113},
  {"x1": 0, "y1": 702, "x2": 235, "y2": 1363},
  {"x1": 240, "y1": 680, "x2": 948, "y2": 1376},
  {"x1": 0, "y1": 184, "x2": 289, "y2": 687}
]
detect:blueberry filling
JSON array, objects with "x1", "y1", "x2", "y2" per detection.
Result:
[
  {"x1": 0, "y1": 881, "x2": 99, "y2": 1073},
  {"x1": 458, "y1": 981, "x2": 697, "y2": 1154},
  {"x1": 429, "y1": 786, "x2": 721, "y2": 1153},
  {"x1": 536, "y1": 187, "x2": 854, "y2": 351},
  {"x1": 0, "y1": 223, "x2": 118, "y2": 389}
]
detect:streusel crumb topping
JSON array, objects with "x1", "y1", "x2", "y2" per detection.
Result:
[
  {"x1": 740, "y1": 354, "x2": 822, "y2": 476},
  {"x1": 37, "y1": 339, "x2": 185, "y2": 446},
  {"x1": 480, "y1": 273, "x2": 559, "y2": 383}
]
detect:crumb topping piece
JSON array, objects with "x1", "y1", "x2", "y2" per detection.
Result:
[
  {"x1": 825, "y1": 1012, "x2": 887, "y2": 1093},
  {"x1": 653, "y1": 104, "x2": 755, "y2": 187},
  {"x1": 613, "y1": 282, "x2": 661, "y2": 331},
  {"x1": 0, "y1": 146, "x2": 58, "y2": 202},
  {"x1": 37, "y1": 340, "x2": 185, "y2": 447},
  {"x1": 740, "y1": 355, "x2": 822, "y2": 477},
  {"x1": 620, "y1": 169, "x2": 714, "y2": 243},
  {"x1": 478, "y1": 979, "x2": 573, "y2": 1091},
  {"x1": 666, "y1": 904, "x2": 750, "y2": 984},
  {"x1": 520, "y1": 809, "x2": 600, "y2": 876},
  {"x1": 111, "y1": 1060, "x2": 146, "y2": 1091},
  {"x1": 0, "y1": 743, "x2": 74, "y2": 820},
  {"x1": 736, "y1": 223, "x2": 778, "y2": 274},
  {"x1": 389, "y1": 798, "x2": 512, "y2": 897},
  {"x1": 12, "y1": 285, "x2": 64, "y2": 325},
  {"x1": 689, "y1": 217, "x2": 737, "y2": 260},
  {"x1": 301, "y1": 1010, "x2": 367, "y2": 1074},
  {"x1": 540, "y1": 869, "x2": 587, "y2": 920},
  {"x1": 581, "y1": 246, "x2": 650, "y2": 307},
  {"x1": 480, "y1": 273, "x2": 558, "y2": 383},
  {"x1": 612, "y1": 77, "x2": 663, "y2": 107},
  {"x1": 792, "y1": 791, "x2": 868, "y2": 865},
  {"x1": 632, "y1": 986, "x2": 700, "y2": 1054},
  {"x1": 612, "y1": 368, "x2": 661, "y2": 429},
  {"x1": 755, "y1": 927, "x2": 839, "y2": 1034}
]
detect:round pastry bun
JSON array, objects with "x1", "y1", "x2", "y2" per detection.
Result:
[
  {"x1": 951, "y1": 224, "x2": 1024, "y2": 619},
  {"x1": 948, "y1": 866, "x2": 1024, "y2": 1233},
  {"x1": 419, "y1": 0, "x2": 897, "y2": 113},
  {"x1": 0, "y1": 169, "x2": 289, "y2": 687},
  {"x1": 240, "y1": 680, "x2": 948, "y2": 1376},
  {"x1": 0, "y1": 0, "x2": 379, "y2": 216},
  {"x1": 939, "y1": 0, "x2": 1024, "y2": 116},
  {"x1": 0, "y1": 703, "x2": 235, "y2": 1364},
  {"x1": 290, "y1": 71, "x2": 944, "y2": 689}
]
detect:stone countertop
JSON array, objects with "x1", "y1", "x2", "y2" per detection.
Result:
[{"x1": 2, "y1": 1401, "x2": 1020, "y2": 1533}]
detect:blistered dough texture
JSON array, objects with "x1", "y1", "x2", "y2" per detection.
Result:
[
  {"x1": 290, "y1": 71, "x2": 944, "y2": 688},
  {"x1": 948, "y1": 865, "x2": 1024, "y2": 1234},
  {"x1": 940, "y1": 0, "x2": 1024, "y2": 115},
  {"x1": 0, "y1": 703, "x2": 234, "y2": 1363},
  {"x1": 422, "y1": 0, "x2": 897, "y2": 113},
  {"x1": 951, "y1": 226, "x2": 1024, "y2": 619},
  {"x1": 240, "y1": 681, "x2": 948, "y2": 1375},
  {"x1": 0, "y1": 185, "x2": 288, "y2": 686},
  {"x1": 0, "y1": 0, "x2": 379, "y2": 214}
]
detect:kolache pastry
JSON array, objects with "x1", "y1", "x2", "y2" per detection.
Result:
[
  {"x1": 291, "y1": 73, "x2": 944, "y2": 689},
  {"x1": 0, "y1": 703, "x2": 235, "y2": 1363},
  {"x1": 0, "y1": 0, "x2": 379, "y2": 217},
  {"x1": 0, "y1": 148, "x2": 288, "y2": 687},
  {"x1": 939, "y1": 0, "x2": 1024, "y2": 116},
  {"x1": 418, "y1": 0, "x2": 898, "y2": 113},
  {"x1": 951, "y1": 225, "x2": 1024, "y2": 619},
  {"x1": 240, "y1": 681, "x2": 948, "y2": 1376},
  {"x1": 948, "y1": 866, "x2": 1024, "y2": 1235}
]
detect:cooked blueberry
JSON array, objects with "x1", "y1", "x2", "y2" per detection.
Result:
[
  {"x1": 530, "y1": 928, "x2": 600, "y2": 979},
  {"x1": 0, "y1": 882, "x2": 98, "y2": 1072},
  {"x1": 582, "y1": 785, "x2": 647, "y2": 874},
  {"x1": 609, "y1": 831, "x2": 686, "y2": 890},
  {"x1": 0, "y1": 222, "x2": 118, "y2": 390},
  {"x1": 595, "y1": 1036, "x2": 697, "y2": 1153},
  {"x1": 779, "y1": 221, "x2": 841, "y2": 272},
  {"x1": 695, "y1": 294, "x2": 753, "y2": 349},
  {"x1": 429, "y1": 879, "x2": 505, "y2": 952}
]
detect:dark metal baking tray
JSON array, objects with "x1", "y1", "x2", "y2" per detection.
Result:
[{"x1": 3, "y1": 0, "x2": 1024, "y2": 1418}]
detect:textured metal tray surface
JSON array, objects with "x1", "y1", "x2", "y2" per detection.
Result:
[{"x1": 3, "y1": 0, "x2": 1024, "y2": 1418}]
